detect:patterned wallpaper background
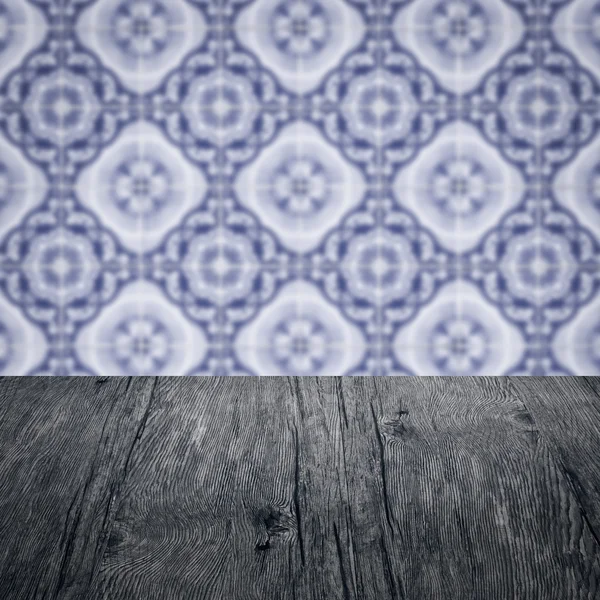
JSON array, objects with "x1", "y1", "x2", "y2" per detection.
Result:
[{"x1": 0, "y1": 0, "x2": 599, "y2": 375}]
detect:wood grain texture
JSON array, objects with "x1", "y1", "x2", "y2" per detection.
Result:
[
  {"x1": 511, "y1": 377, "x2": 600, "y2": 545},
  {"x1": 0, "y1": 376, "x2": 156, "y2": 600},
  {"x1": 360, "y1": 377, "x2": 600, "y2": 599},
  {"x1": 1, "y1": 377, "x2": 599, "y2": 600},
  {"x1": 91, "y1": 377, "x2": 303, "y2": 600},
  {"x1": 89, "y1": 377, "x2": 600, "y2": 599}
]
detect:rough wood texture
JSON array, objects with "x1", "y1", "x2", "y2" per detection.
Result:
[
  {"x1": 511, "y1": 377, "x2": 600, "y2": 545},
  {"x1": 0, "y1": 377, "x2": 599, "y2": 599},
  {"x1": 0, "y1": 377, "x2": 156, "y2": 600}
]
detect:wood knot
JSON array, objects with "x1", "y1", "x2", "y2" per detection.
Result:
[
  {"x1": 254, "y1": 507, "x2": 293, "y2": 552},
  {"x1": 382, "y1": 410, "x2": 409, "y2": 432},
  {"x1": 381, "y1": 410, "x2": 419, "y2": 440},
  {"x1": 512, "y1": 408, "x2": 539, "y2": 444},
  {"x1": 255, "y1": 540, "x2": 270, "y2": 551},
  {"x1": 106, "y1": 527, "x2": 126, "y2": 553}
]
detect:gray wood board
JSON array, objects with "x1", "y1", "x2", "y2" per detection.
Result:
[
  {"x1": 511, "y1": 377, "x2": 600, "y2": 543},
  {"x1": 0, "y1": 377, "x2": 156, "y2": 599},
  {"x1": 0, "y1": 377, "x2": 599, "y2": 599}
]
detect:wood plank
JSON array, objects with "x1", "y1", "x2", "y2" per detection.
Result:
[
  {"x1": 328, "y1": 377, "x2": 600, "y2": 599},
  {"x1": 91, "y1": 377, "x2": 600, "y2": 599},
  {"x1": 288, "y1": 376, "x2": 408, "y2": 600},
  {"x1": 91, "y1": 377, "x2": 305, "y2": 600},
  {"x1": 511, "y1": 376, "x2": 600, "y2": 542},
  {"x1": 92, "y1": 376, "x2": 403, "y2": 599},
  {"x1": 284, "y1": 376, "x2": 392, "y2": 600},
  {"x1": 0, "y1": 376, "x2": 156, "y2": 600}
]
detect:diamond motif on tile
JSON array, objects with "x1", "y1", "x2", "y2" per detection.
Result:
[
  {"x1": 77, "y1": 0, "x2": 207, "y2": 93},
  {"x1": 394, "y1": 281, "x2": 526, "y2": 375},
  {"x1": 235, "y1": 121, "x2": 366, "y2": 252},
  {"x1": 76, "y1": 121, "x2": 207, "y2": 253},
  {"x1": 236, "y1": 0, "x2": 365, "y2": 93},
  {"x1": 394, "y1": 121, "x2": 525, "y2": 252},
  {"x1": 77, "y1": 280, "x2": 208, "y2": 375},
  {"x1": 394, "y1": 0, "x2": 524, "y2": 92},
  {"x1": 235, "y1": 280, "x2": 366, "y2": 375}
]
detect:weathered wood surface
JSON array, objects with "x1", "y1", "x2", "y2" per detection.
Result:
[
  {"x1": 0, "y1": 377, "x2": 156, "y2": 599},
  {"x1": 0, "y1": 377, "x2": 599, "y2": 600},
  {"x1": 511, "y1": 377, "x2": 600, "y2": 544}
]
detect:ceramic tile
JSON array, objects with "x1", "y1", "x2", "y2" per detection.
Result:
[{"x1": 0, "y1": 0, "x2": 599, "y2": 374}]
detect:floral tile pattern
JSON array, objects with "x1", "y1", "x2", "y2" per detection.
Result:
[{"x1": 0, "y1": 0, "x2": 599, "y2": 375}]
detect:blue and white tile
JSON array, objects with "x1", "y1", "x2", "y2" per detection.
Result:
[
  {"x1": 338, "y1": 67, "x2": 423, "y2": 150},
  {"x1": 467, "y1": 200, "x2": 600, "y2": 341},
  {"x1": 76, "y1": 280, "x2": 208, "y2": 375},
  {"x1": 149, "y1": 196, "x2": 288, "y2": 335},
  {"x1": 0, "y1": 291, "x2": 47, "y2": 375},
  {"x1": 0, "y1": 0, "x2": 599, "y2": 374},
  {"x1": 393, "y1": 0, "x2": 525, "y2": 93},
  {"x1": 235, "y1": 280, "x2": 366, "y2": 375},
  {"x1": 310, "y1": 202, "x2": 450, "y2": 331},
  {"x1": 393, "y1": 121, "x2": 525, "y2": 253},
  {"x1": 234, "y1": 121, "x2": 366, "y2": 253},
  {"x1": 235, "y1": 0, "x2": 366, "y2": 94},
  {"x1": 499, "y1": 69, "x2": 580, "y2": 149},
  {"x1": 76, "y1": 0, "x2": 208, "y2": 94},
  {"x1": 0, "y1": 199, "x2": 133, "y2": 337},
  {"x1": 554, "y1": 294, "x2": 600, "y2": 375},
  {"x1": 76, "y1": 121, "x2": 208, "y2": 253},
  {"x1": 393, "y1": 280, "x2": 526, "y2": 375}
]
